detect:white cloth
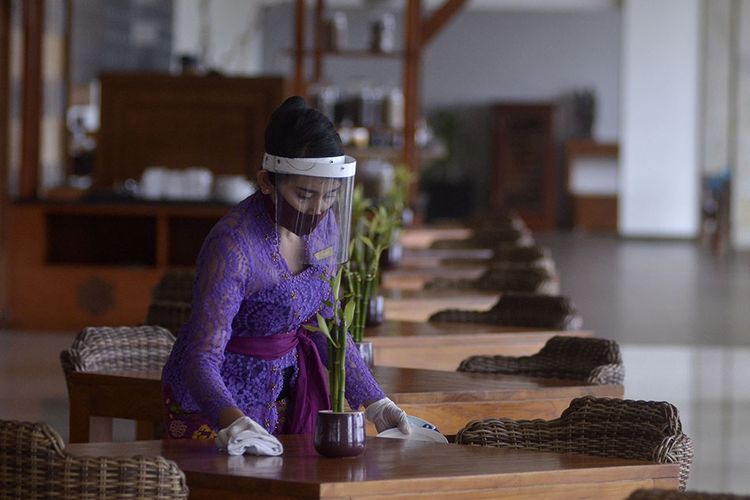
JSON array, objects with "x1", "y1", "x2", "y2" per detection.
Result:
[
  {"x1": 216, "y1": 416, "x2": 284, "y2": 456},
  {"x1": 365, "y1": 397, "x2": 411, "y2": 434}
]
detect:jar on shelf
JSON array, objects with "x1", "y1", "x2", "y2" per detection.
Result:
[
  {"x1": 358, "y1": 83, "x2": 384, "y2": 129},
  {"x1": 370, "y1": 13, "x2": 395, "y2": 53},
  {"x1": 384, "y1": 86, "x2": 404, "y2": 130},
  {"x1": 324, "y1": 12, "x2": 348, "y2": 51}
]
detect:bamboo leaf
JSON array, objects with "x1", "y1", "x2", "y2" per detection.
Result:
[
  {"x1": 315, "y1": 313, "x2": 338, "y2": 347},
  {"x1": 343, "y1": 300, "x2": 356, "y2": 331}
]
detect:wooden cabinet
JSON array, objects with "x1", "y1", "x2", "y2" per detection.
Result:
[
  {"x1": 7, "y1": 202, "x2": 228, "y2": 330},
  {"x1": 97, "y1": 73, "x2": 285, "y2": 188},
  {"x1": 565, "y1": 140, "x2": 619, "y2": 232},
  {"x1": 491, "y1": 103, "x2": 558, "y2": 230}
]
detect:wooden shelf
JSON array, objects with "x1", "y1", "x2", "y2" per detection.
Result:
[
  {"x1": 7, "y1": 201, "x2": 230, "y2": 330},
  {"x1": 290, "y1": 48, "x2": 404, "y2": 59},
  {"x1": 345, "y1": 143, "x2": 447, "y2": 164}
]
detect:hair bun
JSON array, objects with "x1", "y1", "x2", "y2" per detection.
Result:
[{"x1": 278, "y1": 96, "x2": 308, "y2": 113}]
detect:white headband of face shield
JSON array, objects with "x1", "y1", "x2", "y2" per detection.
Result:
[{"x1": 262, "y1": 153, "x2": 356, "y2": 178}]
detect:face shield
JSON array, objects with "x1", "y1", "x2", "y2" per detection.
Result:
[{"x1": 263, "y1": 153, "x2": 356, "y2": 265}]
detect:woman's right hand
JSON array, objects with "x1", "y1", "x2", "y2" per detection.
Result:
[{"x1": 216, "y1": 415, "x2": 284, "y2": 456}]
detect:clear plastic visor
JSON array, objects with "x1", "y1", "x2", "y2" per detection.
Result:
[{"x1": 273, "y1": 173, "x2": 354, "y2": 265}]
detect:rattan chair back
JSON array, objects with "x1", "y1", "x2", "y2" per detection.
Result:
[
  {"x1": 492, "y1": 244, "x2": 550, "y2": 262},
  {"x1": 440, "y1": 244, "x2": 556, "y2": 274},
  {"x1": 425, "y1": 266, "x2": 558, "y2": 293},
  {"x1": 146, "y1": 301, "x2": 193, "y2": 336},
  {"x1": 628, "y1": 489, "x2": 750, "y2": 499},
  {"x1": 152, "y1": 269, "x2": 196, "y2": 303},
  {"x1": 458, "y1": 336, "x2": 624, "y2": 384},
  {"x1": 456, "y1": 396, "x2": 694, "y2": 490},
  {"x1": 60, "y1": 325, "x2": 175, "y2": 376},
  {"x1": 429, "y1": 292, "x2": 582, "y2": 330},
  {"x1": 0, "y1": 419, "x2": 188, "y2": 499}
]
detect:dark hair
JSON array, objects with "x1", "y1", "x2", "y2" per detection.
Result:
[{"x1": 264, "y1": 96, "x2": 343, "y2": 158}]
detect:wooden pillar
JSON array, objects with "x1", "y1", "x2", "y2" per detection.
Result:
[
  {"x1": 20, "y1": 0, "x2": 43, "y2": 199},
  {"x1": 402, "y1": 0, "x2": 421, "y2": 203},
  {"x1": 293, "y1": 0, "x2": 306, "y2": 96},
  {"x1": 61, "y1": 0, "x2": 72, "y2": 177},
  {"x1": 0, "y1": 0, "x2": 11, "y2": 326},
  {"x1": 313, "y1": 0, "x2": 323, "y2": 83}
]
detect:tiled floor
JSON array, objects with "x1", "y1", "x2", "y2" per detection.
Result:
[{"x1": 1, "y1": 231, "x2": 748, "y2": 493}]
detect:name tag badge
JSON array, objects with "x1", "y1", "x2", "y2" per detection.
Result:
[{"x1": 314, "y1": 246, "x2": 333, "y2": 260}]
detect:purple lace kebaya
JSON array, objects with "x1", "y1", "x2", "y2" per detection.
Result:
[{"x1": 161, "y1": 191, "x2": 384, "y2": 434}]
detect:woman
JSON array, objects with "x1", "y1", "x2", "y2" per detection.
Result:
[{"x1": 161, "y1": 96, "x2": 409, "y2": 455}]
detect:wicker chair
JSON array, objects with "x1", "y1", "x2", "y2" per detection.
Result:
[
  {"x1": 456, "y1": 396, "x2": 694, "y2": 490},
  {"x1": 458, "y1": 336, "x2": 624, "y2": 385},
  {"x1": 424, "y1": 266, "x2": 559, "y2": 294},
  {"x1": 429, "y1": 292, "x2": 583, "y2": 330},
  {"x1": 151, "y1": 269, "x2": 196, "y2": 303},
  {"x1": 146, "y1": 300, "x2": 193, "y2": 336},
  {"x1": 0, "y1": 419, "x2": 188, "y2": 499},
  {"x1": 628, "y1": 489, "x2": 750, "y2": 500},
  {"x1": 60, "y1": 325, "x2": 175, "y2": 376}
]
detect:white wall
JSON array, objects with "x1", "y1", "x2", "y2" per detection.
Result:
[
  {"x1": 172, "y1": 0, "x2": 264, "y2": 75},
  {"x1": 732, "y1": 0, "x2": 750, "y2": 248},
  {"x1": 422, "y1": 9, "x2": 621, "y2": 142},
  {"x1": 619, "y1": 0, "x2": 702, "y2": 237},
  {"x1": 702, "y1": 0, "x2": 733, "y2": 175}
]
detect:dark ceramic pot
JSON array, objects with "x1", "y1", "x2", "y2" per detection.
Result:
[
  {"x1": 314, "y1": 410, "x2": 366, "y2": 458},
  {"x1": 365, "y1": 294, "x2": 385, "y2": 326},
  {"x1": 354, "y1": 341, "x2": 374, "y2": 369}
]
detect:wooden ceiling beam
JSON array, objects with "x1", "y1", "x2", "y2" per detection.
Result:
[{"x1": 420, "y1": 0, "x2": 467, "y2": 47}]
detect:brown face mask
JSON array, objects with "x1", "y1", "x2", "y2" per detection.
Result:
[{"x1": 264, "y1": 192, "x2": 325, "y2": 237}]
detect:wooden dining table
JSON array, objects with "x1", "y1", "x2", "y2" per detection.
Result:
[
  {"x1": 364, "y1": 320, "x2": 593, "y2": 370},
  {"x1": 399, "y1": 226, "x2": 473, "y2": 249},
  {"x1": 399, "y1": 247, "x2": 494, "y2": 269},
  {"x1": 66, "y1": 366, "x2": 622, "y2": 443},
  {"x1": 381, "y1": 265, "x2": 487, "y2": 290},
  {"x1": 64, "y1": 436, "x2": 679, "y2": 499},
  {"x1": 382, "y1": 288, "x2": 500, "y2": 323}
]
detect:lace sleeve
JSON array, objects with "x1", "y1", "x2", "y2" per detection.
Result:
[{"x1": 180, "y1": 226, "x2": 249, "y2": 426}]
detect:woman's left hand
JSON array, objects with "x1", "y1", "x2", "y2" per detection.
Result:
[{"x1": 365, "y1": 397, "x2": 411, "y2": 434}]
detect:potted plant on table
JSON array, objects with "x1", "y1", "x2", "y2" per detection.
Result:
[
  {"x1": 380, "y1": 164, "x2": 414, "y2": 269},
  {"x1": 305, "y1": 268, "x2": 365, "y2": 458},
  {"x1": 345, "y1": 187, "x2": 400, "y2": 367}
]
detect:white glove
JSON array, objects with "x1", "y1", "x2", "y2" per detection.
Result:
[
  {"x1": 215, "y1": 416, "x2": 284, "y2": 456},
  {"x1": 365, "y1": 397, "x2": 411, "y2": 435}
]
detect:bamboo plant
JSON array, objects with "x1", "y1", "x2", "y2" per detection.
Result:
[
  {"x1": 304, "y1": 267, "x2": 355, "y2": 413},
  {"x1": 345, "y1": 187, "x2": 400, "y2": 343}
]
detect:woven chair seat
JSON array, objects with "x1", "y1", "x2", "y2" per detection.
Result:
[
  {"x1": 425, "y1": 266, "x2": 559, "y2": 294},
  {"x1": 458, "y1": 336, "x2": 624, "y2": 385},
  {"x1": 492, "y1": 244, "x2": 550, "y2": 262},
  {"x1": 60, "y1": 325, "x2": 175, "y2": 376},
  {"x1": 152, "y1": 269, "x2": 196, "y2": 303},
  {"x1": 466, "y1": 212, "x2": 526, "y2": 231},
  {"x1": 0, "y1": 420, "x2": 188, "y2": 499},
  {"x1": 441, "y1": 245, "x2": 556, "y2": 274},
  {"x1": 628, "y1": 489, "x2": 750, "y2": 500},
  {"x1": 146, "y1": 300, "x2": 193, "y2": 336},
  {"x1": 456, "y1": 396, "x2": 694, "y2": 490},
  {"x1": 429, "y1": 292, "x2": 583, "y2": 330}
]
